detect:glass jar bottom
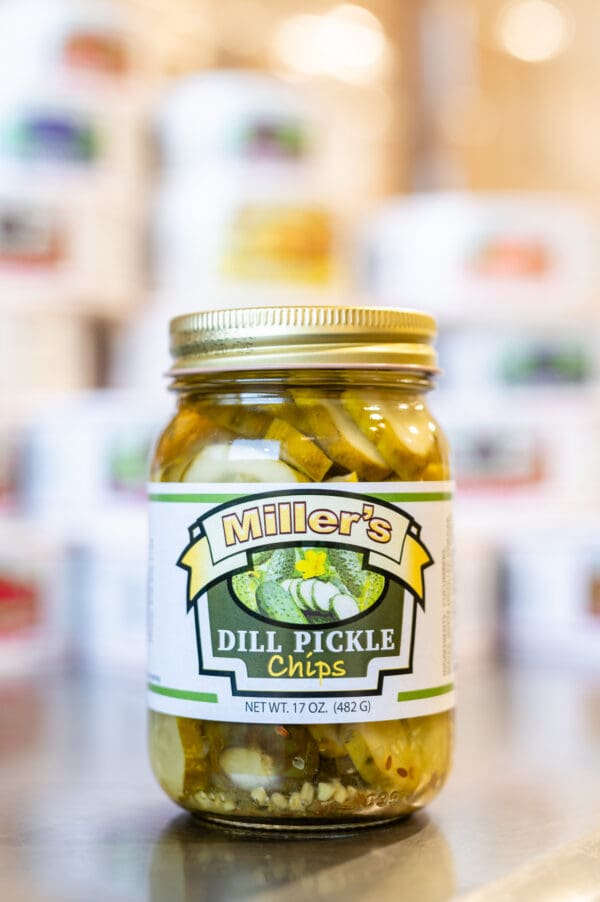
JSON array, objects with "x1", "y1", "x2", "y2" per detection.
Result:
[{"x1": 192, "y1": 811, "x2": 413, "y2": 833}]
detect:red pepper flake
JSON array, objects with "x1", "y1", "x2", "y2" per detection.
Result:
[
  {"x1": 275, "y1": 726, "x2": 290, "y2": 738},
  {"x1": 396, "y1": 767, "x2": 408, "y2": 778},
  {"x1": 385, "y1": 755, "x2": 392, "y2": 770}
]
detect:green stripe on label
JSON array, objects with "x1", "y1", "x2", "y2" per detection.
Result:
[
  {"x1": 149, "y1": 491, "x2": 452, "y2": 503},
  {"x1": 397, "y1": 682, "x2": 454, "y2": 702},
  {"x1": 148, "y1": 683, "x2": 218, "y2": 703}
]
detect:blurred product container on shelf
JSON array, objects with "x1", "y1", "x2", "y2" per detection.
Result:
[
  {"x1": 151, "y1": 69, "x2": 347, "y2": 310},
  {"x1": 0, "y1": 0, "x2": 146, "y2": 322},
  {"x1": 110, "y1": 300, "x2": 175, "y2": 395},
  {"x1": 438, "y1": 326, "x2": 600, "y2": 392},
  {"x1": 0, "y1": 0, "x2": 138, "y2": 92},
  {"x1": 0, "y1": 172, "x2": 143, "y2": 317},
  {"x1": 1, "y1": 314, "x2": 97, "y2": 392},
  {"x1": 22, "y1": 392, "x2": 169, "y2": 528},
  {"x1": 152, "y1": 168, "x2": 339, "y2": 303},
  {"x1": 12, "y1": 392, "x2": 167, "y2": 675},
  {"x1": 436, "y1": 393, "x2": 600, "y2": 505},
  {"x1": 504, "y1": 523, "x2": 600, "y2": 669},
  {"x1": 362, "y1": 193, "x2": 600, "y2": 322},
  {"x1": 0, "y1": 516, "x2": 68, "y2": 677},
  {"x1": 452, "y1": 532, "x2": 500, "y2": 668},
  {"x1": 157, "y1": 70, "x2": 317, "y2": 171},
  {"x1": 68, "y1": 510, "x2": 147, "y2": 675}
]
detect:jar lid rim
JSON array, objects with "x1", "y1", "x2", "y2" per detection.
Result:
[{"x1": 169, "y1": 305, "x2": 438, "y2": 374}]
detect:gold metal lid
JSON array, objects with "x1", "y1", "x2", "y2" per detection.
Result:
[{"x1": 169, "y1": 306, "x2": 438, "y2": 375}]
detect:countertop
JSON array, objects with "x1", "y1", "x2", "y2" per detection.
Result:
[{"x1": 1, "y1": 663, "x2": 600, "y2": 901}]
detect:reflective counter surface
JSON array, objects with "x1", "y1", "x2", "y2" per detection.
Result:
[{"x1": 1, "y1": 664, "x2": 600, "y2": 901}]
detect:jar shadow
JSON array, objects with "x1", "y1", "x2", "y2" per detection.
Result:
[{"x1": 148, "y1": 811, "x2": 456, "y2": 901}]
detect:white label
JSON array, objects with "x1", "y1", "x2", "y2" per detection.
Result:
[{"x1": 147, "y1": 482, "x2": 455, "y2": 724}]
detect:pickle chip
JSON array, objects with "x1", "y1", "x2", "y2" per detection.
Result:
[
  {"x1": 341, "y1": 392, "x2": 435, "y2": 479},
  {"x1": 205, "y1": 405, "x2": 271, "y2": 439},
  {"x1": 182, "y1": 443, "x2": 308, "y2": 482},
  {"x1": 178, "y1": 717, "x2": 210, "y2": 796},
  {"x1": 152, "y1": 407, "x2": 233, "y2": 480},
  {"x1": 202, "y1": 405, "x2": 331, "y2": 481},
  {"x1": 341, "y1": 720, "x2": 420, "y2": 792},
  {"x1": 149, "y1": 711, "x2": 185, "y2": 800},
  {"x1": 308, "y1": 724, "x2": 347, "y2": 758},
  {"x1": 420, "y1": 460, "x2": 451, "y2": 481},
  {"x1": 264, "y1": 417, "x2": 332, "y2": 481},
  {"x1": 341, "y1": 714, "x2": 451, "y2": 797},
  {"x1": 291, "y1": 393, "x2": 391, "y2": 481}
]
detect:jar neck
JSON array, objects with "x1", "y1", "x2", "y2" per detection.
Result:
[{"x1": 169, "y1": 368, "x2": 437, "y2": 399}]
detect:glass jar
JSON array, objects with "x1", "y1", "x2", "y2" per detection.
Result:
[{"x1": 148, "y1": 306, "x2": 454, "y2": 830}]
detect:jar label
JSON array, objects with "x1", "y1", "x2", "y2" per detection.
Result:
[{"x1": 147, "y1": 482, "x2": 454, "y2": 724}]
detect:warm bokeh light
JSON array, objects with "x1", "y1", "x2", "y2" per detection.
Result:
[
  {"x1": 272, "y1": 4, "x2": 387, "y2": 83},
  {"x1": 494, "y1": 0, "x2": 573, "y2": 63}
]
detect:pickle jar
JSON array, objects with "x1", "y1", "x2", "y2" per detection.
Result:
[{"x1": 148, "y1": 306, "x2": 454, "y2": 830}]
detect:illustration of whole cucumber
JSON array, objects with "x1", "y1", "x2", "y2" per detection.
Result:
[
  {"x1": 256, "y1": 581, "x2": 308, "y2": 624},
  {"x1": 328, "y1": 548, "x2": 366, "y2": 596},
  {"x1": 262, "y1": 548, "x2": 296, "y2": 583}
]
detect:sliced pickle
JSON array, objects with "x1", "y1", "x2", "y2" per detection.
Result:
[
  {"x1": 257, "y1": 401, "x2": 310, "y2": 432},
  {"x1": 264, "y1": 417, "x2": 332, "y2": 481},
  {"x1": 195, "y1": 406, "x2": 331, "y2": 481},
  {"x1": 291, "y1": 392, "x2": 391, "y2": 480},
  {"x1": 152, "y1": 406, "x2": 232, "y2": 480},
  {"x1": 341, "y1": 392, "x2": 436, "y2": 479},
  {"x1": 178, "y1": 717, "x2": 210, "y2": 796},
  {"x1": 183, "y1": 443, "x2": 308, "y2": 483},
  {"x1": 420, "y1": 460, "x2": 451, "y2": 481},
  {"x1": 308, "y1": 724, "x2": 346, "y2": 758},
  {"x1": 405, "y1": 712, "x2": 453, "y2": 795},
  {"x1": 341, "y1": 719, "x2": 420, "y2": 792},
  {"x1": 149, "y1": 711, "x2": 185, "y2": 799},
  {"x1": 341, "y1": 713, "x2": 451, "y2": 796},
  {"x1": 206, "y1": 405, "x2": 271, "y2": 439}
]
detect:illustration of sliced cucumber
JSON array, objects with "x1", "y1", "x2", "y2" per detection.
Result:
[
  {"x1": 287, "y1": 579, "x2": 304, "y2": 609},
  {"x1": 312, "y1": 579, "x2": 339, "y2": 612},
  {"x1": 291, "y1": 392, "x2": 391, "y2": 481},
  {"x1": 183, "y1": 443, "x2": 307, "y2": 483},
  {"x1": 264, "y1": 417, "x2": 332, "y2": 481},
  {"x1": 299, "y1": 578, "x2": 318, "y2": 611},
  {"x1": 331, "y1": 593, "x2": 360, "y2": 619},
  {"x1": 341, "y1": 392, "x2": 435, "y2": 479}
]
